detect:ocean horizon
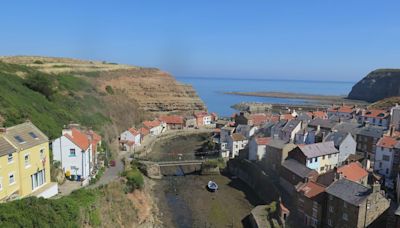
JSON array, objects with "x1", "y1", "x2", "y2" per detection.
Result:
[{"x1": 176, "y1": 76, "x2": 355, "y2": 116}]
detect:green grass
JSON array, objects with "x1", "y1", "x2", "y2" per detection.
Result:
[
  {"x1": 0, "y1": 61, "x2": 110, "y2": 138},
  {"x1": 0, "y1": 188, "x2": 99, "y2": 228}
]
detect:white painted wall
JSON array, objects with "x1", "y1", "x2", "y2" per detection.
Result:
[
  {"x1": 248, "y1": 139, "x2": 266, "y2": 161},
  {"x1": 120, "y1": 130, "x2": 141, "y2": 145},
  {"x1": 338, "y1": 134, "x2": 357, "y2": 164},
  {"x1": 374, "y1": 147, "x2": 394, "y2": 176}
]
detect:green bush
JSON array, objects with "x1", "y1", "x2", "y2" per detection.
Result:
[
  {"x1": 33, "y1": 60, "x2": 44, "y2": 64},
  {"x1": 124, "y1": 167, "x2": 144, "y2": 192},
  {"x1": 23, "y1": 72, "x2": 56, "y2": 100},
  {"x1": 105, "y1": 85, "x2": 114, "y2": 94}
]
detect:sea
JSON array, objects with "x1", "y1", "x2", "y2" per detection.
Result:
[{"x1": 176, "y1": 76, "x2": 355, "y2": 117}]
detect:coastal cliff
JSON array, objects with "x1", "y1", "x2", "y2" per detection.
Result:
[
  {"x1": 0, "y1": 56, "x2": 206, "y2": 141},
  {"x1": 348, "y1": 69, "x2": 400, "y2": 102}
]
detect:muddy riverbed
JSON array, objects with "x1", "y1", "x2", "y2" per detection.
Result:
[{"x1": 153, "y1": 173, "x2": 263, "y2": 228}]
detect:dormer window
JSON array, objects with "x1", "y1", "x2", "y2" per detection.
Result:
[
  {"x1": 29, "y1": 132, "x2": 38, "y2": 139},
  {"x1": 14, "y1": 135, "x2": 25, "y2": 144}
]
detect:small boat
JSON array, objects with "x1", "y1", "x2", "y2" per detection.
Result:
[{"x1": 207, "y1": 181, "x2": 218, "y2": 192}]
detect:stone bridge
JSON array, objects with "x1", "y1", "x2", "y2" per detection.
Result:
[{"x1": 138, "y1": 160, "x2": 205, "y2": 179}]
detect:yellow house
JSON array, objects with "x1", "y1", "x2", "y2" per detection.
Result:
[
  {"x1": 0, "y1": 122, "x2": 58, "y2": 201},
  {"x1": 0, "y1": 136, "x2": 20, "y2": 201}
]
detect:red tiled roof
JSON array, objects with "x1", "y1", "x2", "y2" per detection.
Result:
[
  {"x1": 362, "y1": 109, "x2": 389, "y2": 119},
  {"x1": 377, "y1": 135, "x2": 399, "y2": 148},
  {"x1": 327, "y1": 106, "x2": 354, "y2": 113},
  {"x1": 139, "y1": 127, "x2": 150, "y2": 136},
  {"x1": 297, "y1": 181, "x2": 325, "y2": 198},
  {"x1": 249, "y1": 114, "x2": 269, "y2": 125},
  {"x1": 128, "y1": 128, "x2": 140, "y2": 136},
  {"x1": 194, "y1": 111, "x2": 208, "y2": 118},
  {"x1": 311, "y1": 111, "x2": 327, "y2": 119},
  {"x1": 256, "y1": 137, "x2": 271, "y2": 145},
  {"x1": 280, "y1": 114, "x2": 294, "y2": 120},
  {"x1": 143, "y1": 120, "x2": 161, "y2": 129},
  {"x1": 64, "y1": 128, "x2": 90, "y2": 150},
  {"x1": 159, "y1": 115, "x2": 184, "y2": 124},
  {"x1": 337, "y1": 162, "x2": 368, "y2": 182}
]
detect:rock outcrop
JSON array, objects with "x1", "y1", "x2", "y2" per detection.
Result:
[{"x1": 348, "y1": 69, "x2": 400, "y2": 102}]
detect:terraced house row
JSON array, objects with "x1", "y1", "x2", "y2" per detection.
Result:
[{"x1": 0, "y1": 122, "x2": 57, "y2": 201}]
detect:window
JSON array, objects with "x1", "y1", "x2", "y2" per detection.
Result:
[
  {"x1": 329, "y1": 195, "x2": 333, "y2": 200},
  {"x1": 314, "y1": 157, "x2": 318, "y2": 162},
  {"x1": 379, "y1": 162, "x2": 382, "y2": 168},
  {"x1": 383, "y1": 155, "x2": 390, "y2": 161},
  {"x1": 40, "y1": 149, "x2": 45, "y2": 159},
  {"x1": 31, "y1": 169, "x2": 46, "y2": 190},
  {"x1": 69, "y1": 149, "x2": 76, "y2": 157},
  {"x1": 9, "y1": 173, "x2": 15, "y2": 185},
  {"x1": 320, "y1": 167, "x2": 325, "y2": 172},
  {"x1": 24, "y1": 154, "x2": 30, "y2": 167},
  {"x1": 14, "y1": 135, "x2": 25, "y2": 144},
  {"x1": 329, "y1": 206, "x2": 334, "y2": 212},
  {"x1": 322, "y1": 155, "x2": 325, "y2": 160},
  {"x1": 312, "y1": 208, "x2": 318, "y2": 218},
  {"x1": 328, "y1": 154, "x2": 331, "y2": 159},
  {"x1": 28, "y1": 132, "x2": 38, "y2": 139},
  {"x1": 309, "y1": 159, "x2": 313, "y2": 163},
  {"x1": 7, "y1": 153, "x2": 13, "y2": 163},
  {"x1": 343, "y1": 202, "x2": 347, "y2": 208},
  {"x1": 342, "y1": 213, "x2": 348, "y2": 221}
]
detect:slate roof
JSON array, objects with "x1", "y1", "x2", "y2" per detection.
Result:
[
  {"x1": 298, "y1": 141, "x2": 339, "y2": 158},
  {"x1": 308, "y1": 118, "x2": 338, "y2": 129},
  {"x1": 326, "y1": 178, "x2": 370, "y2": 206},
  {"x1": 0, "y1": 137, "x2": 16, "y2": 156},
  {"x1": 324, "y1": 131, "x2": 351, "y2": 147},
  {"x1": 282, "y1": 159, "x2": 316, "y2": 178},
  {"x1": 267, "y1": 139, "x2": 288, "y2": 149},
  {"x1": 332, "y1": 122, "x2": 361, "y2": 136},
  {"x1": 282, "y1": 119, "x2": 301, "y2": 132},
  {"x1": 357, "y1": 125, "x2": 384, "y2": 138},
  {"x1": 3, "y1": 122, "x2": 48, "y2": 150}
]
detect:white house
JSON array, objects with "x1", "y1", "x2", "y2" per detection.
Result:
[
  {"x1": 324, "y1": 131, "x2": 356, "y2": 165},
  {"x1": 358, "y1": 109, "x2": 390, "y2": 129},
  {"x1": 195, "y1": 112, "x2": 212, "y2": 126},
  {"x1": 226, "y1": 133, "x2": 248, "y2": 158},
  {"x1": 375, "y1": 135, "x2": 399, "y2": 177},
  {"x1": 279, "y1": 119, "x2": 302, "y2": 143},
  {"x1": 248, "y1": 137, "x2": 271, "y2": 161},
  {"x1": 327, "y1": 105, "x2": 355, "y2": 119},
  {"x1": 120, "y1": 128, "x2": 141, "y2": 152},
  {"x1": 143, "y1": 120, "x2": 165, "y2": 136},
  {"x1": 52, "y1": 128, "x2": 93, "y2": 180},
  {"x1": 236, "y1": 124, "x2": 258, "y2": 138}
]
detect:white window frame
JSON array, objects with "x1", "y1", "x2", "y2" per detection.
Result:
[
  {"x1": 9, "y1": 173, "x2": 15, "y2": 185},
  {"x1": 24, "y1": 153, "x2": 30, "y2": 168},
  {"x1": 7, "y1": 153, "x2": 13, "y2": 164}
]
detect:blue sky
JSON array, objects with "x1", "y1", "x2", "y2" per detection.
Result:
[{"x1": 1, "y1": 1, "x2": 399, "y2": 81}]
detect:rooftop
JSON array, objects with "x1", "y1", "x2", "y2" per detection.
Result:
[
  {"x1": 324, "y1": 131, "x2": 351, "y2": 147},
  {"x1": 337, "y1": 162, "x2": 368, "y2": 182},
  {"x1": 298, "y1": 141, "x2": 339, "y2": 158},
  {"x1": 256, "y1": 137, "x2": 271, "y2": 145},
  {"x1": 357, "y1": 125, "x2": 384, "y2": 138},
  {"x1": 282, "y1": 159, "x2": 317, "y2": 179},
  {"x1": 326, "y1": 178, "x2": 370, "y2": 206},
  {"x1": 64, "y1": 128, "x2": 90, "y2": 150},
  {"x1": 159, "y1": 115, "x2": 184, "y2": 124},
  {"x1": 377, "y1": 135, "x2": 400, "y2": 148},
  {"x1": 143, "y1": 120, "x2": 161, "y2": 128},
  {"x1": 231, "y1": 133, "x2": 247, "y2": 141},
  {"x1": 308, "y1": 118, "x2": 338, "y2": 129},
  {"x1": 3, "y1": 122, "x2": 48, "y2": 150},
  {"x1": 0, "y1": 136, "x2": 16, "y2": 157},
  {"x1": 297, "y1": 181, "x2": 325, "y2": 199}
]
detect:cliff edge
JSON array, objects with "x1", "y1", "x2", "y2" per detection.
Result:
[{"x1": 348, "y1": 69, "x2": 400, "y2": 102}]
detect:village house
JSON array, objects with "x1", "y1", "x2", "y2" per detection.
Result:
[
  {"x1": 279, "y1": 159, "x2": 319, "y2": 195},
  {"x1": 0, "y1": 122, "x2": 57, "y2": 200},
  {"x1": 355, "y1": 124, "x2": 384, "y2": 163},
  {"x1": 271, "y1": 120, "x2": 288, "y2": 139},
  {"x1": 309, "y1": 111, "x2": 328, "y2": 120},
  {"x1": 391, "y1": 104, "x2": 400, "y2": 131},
  {"x1": 194, "y1": 111, "x2": 212, "y2": 127},
  {"x1": 227, "y1": 133, "x2": 248, "y2": 158},
  {"x1": 327, "y1": 105, "x2": 355, "y2": 120},
  {"x1": 295, "y1": 128, "x2": 317, "y2": 145},
  {"x1": 143, "y1": 119, "x2": 165, "y2": 136},
  {"x1": 53, "y1": 127, "x2": 97, "y2": 181},
  {"x1": 119, "y1": 128, "x2": 141, "y2": 152},
  {"x1": 183, "y1": 116, "x2": 197, "y2": 128},
  {"x1": 296, "y1": 181, "x2": 326, "y2": 228},
  {"x1": 236, "y1": 124, "x2": 258, "y2": 138},
  {"x1": 248, "y1": 137, "x2": 271, "y2": 161},
  {"x1": 219, "y1": 126, "x2": 235, "y2": 155},
  {"x1": 308, "y1": 118, "x2": 338, "y2": 142},
  {"x1": 332, "y1": 121, "x2": 361, "y2": 138},
  {"x1": 317, "y1": 162, "x2": 369, "y2": 187},
  {"x1": 259, "y1": 122, "x2": 275, "y2": 137},
  {"x1": 248, "y1": 113, "x2": 270, "y2": 126},
  {"x1": 325, "y1": 179, "x2": 390, "y2": 228},
  {"x1": 264, "y1": 139, "x2": 297, "y2": 172},
  {"x1": 375, "y1": 134, "x2": 400, "y2": 178},
  {"x1": 324, "y1": 131, "x2": 357, "y2": 165},
  {"x1": 159, "y1": 115, "x2": 184, "y2": 130},
  {"x1": 279, "y1": 119, "x2": 302, "y2": 143},
  {"x1": 288, "y1": 141, "x2": 339, "y2": 174},
  {"x1": 357, "y1": 109, "x2": 390, "y2": 129}
]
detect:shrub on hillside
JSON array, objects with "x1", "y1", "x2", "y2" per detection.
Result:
[
  {"x1": 105, "y1": 85, "x2": 114, "y2": 94},
  {"x1": 124, "y1": 167, "x2": 144, "y2": 192},
  {"x1": 23, "y1": 72, "x2": 55, "y2": 99}
]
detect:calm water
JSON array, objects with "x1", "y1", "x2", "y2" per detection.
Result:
[{"x1": 176, "y1": 76, "x2": 355, "y2": 116}]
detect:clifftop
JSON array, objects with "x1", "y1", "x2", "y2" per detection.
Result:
[{"x1": 348, "y1": 69, "x2": 400, "y2": 102}]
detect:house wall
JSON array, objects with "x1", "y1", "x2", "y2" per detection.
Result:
[
  {"x1": 359, "y1": 116, "x2": 389, "y2": 129},
  {"x1": 338, "y1": 134, "x2": 357, "y2": 165},
  {"x1": 150, "y1": 126, "x2": 163, "y2": 136},
  {"x1": 52, "y1": 136, "x2": 91, "y2": 179},
  {"x1": 265, "y1": 144, "x2": 297, "y2": 172},
  {"x1": 297, "y1": 194, "x2": 325, "y2": 228},
  {"x1": 230, "y1": 140, "x2": 248, "y2": 158},
  {"x1": 391, "y1": 107, "x2": 400, "y2": 131},
  {"x1": 120, "y1": 131, "x2": 141, "y2": 145},
  {"x1": 18, "y1": 142, "x2": 51, "y2": 197},
  {"x1": 0, "y1": 151, "x2": 20, "y2": 201},
  {"x1": 317, "y1": 153, "x2": 339, "y2": 174},
  {"x1": 326, "y1": 195, "x2": 360, "y2": 228},
  {"x1": 356, "y1": 134, "x2": 378, "y2": 161},
  {"x1": 374, "y1": 146, "x2": 394, "y2": 177},
  {"x1": 248, "y1": 139, "x2": 266, "y2": 161}
]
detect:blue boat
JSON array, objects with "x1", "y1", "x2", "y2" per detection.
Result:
[{"x1": 207, "y1": 181, "x2": 218, "y2": 192}]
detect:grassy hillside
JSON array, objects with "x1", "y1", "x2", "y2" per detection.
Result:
[
  {"x1": 368, "y1": 96, "x2": 400, "y2": 109},
  {"x1": 0, "y1": 61, "x2": 110, "y2": 139}
]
